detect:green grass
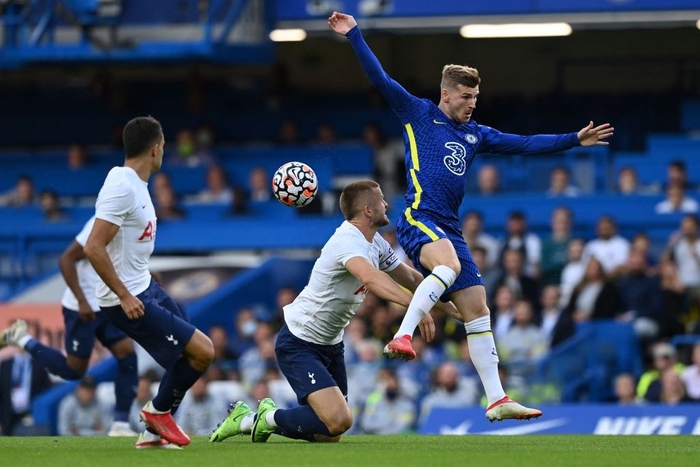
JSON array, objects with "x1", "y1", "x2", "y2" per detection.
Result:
[{"x1": 1, "y1": 435, "x2": 698, "y2": 467}]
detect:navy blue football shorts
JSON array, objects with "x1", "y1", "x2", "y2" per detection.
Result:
[
  {"x1": 275, "y1": 324, "x2": 348, "y2": 405},
  {"x1": 100, "y1": 279, "x2": 195, "y2": 369},
  {"x1": 62, "y1": 307, "x2": 128, "y2": 359},
  {"x1": 396, "y1": 209, "x2": 484, "y2": 296}
]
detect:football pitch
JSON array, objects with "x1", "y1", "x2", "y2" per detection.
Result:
[{"x1": 2, "y1": 435, "x2": 699, "y2": 467}]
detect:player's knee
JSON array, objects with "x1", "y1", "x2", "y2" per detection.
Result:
[
  {"x1": 433, "y1": 264, "x2": 459, "y2": 286},
  {"x1": 187, "y1": 334, "x2": 215, "y2": 370},
  {"x1": 326, "y1": 412, "x2": 353, "y2": 436}
]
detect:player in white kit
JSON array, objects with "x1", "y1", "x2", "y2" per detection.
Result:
[
  {"x1": 210, "y1": 179, "x2": 461, "y2": 443},
  {"x1": 84, "y1": 116, "x2": 214, "y2": 448},
  {"x1": 0, "y1": 216, "x2": 137, "y2": 437}
]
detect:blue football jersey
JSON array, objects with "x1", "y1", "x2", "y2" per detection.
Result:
[{"x1": 347, "y1": 27, "x2": 580, "y2": 224}]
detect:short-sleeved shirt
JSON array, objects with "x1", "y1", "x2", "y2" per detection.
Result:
[
  {"x1": 94, "y1": 167, "x2": 157, "y2": 307},
  {"x1": 284, "y1": 221, "x2": 399, "y2": 345}
]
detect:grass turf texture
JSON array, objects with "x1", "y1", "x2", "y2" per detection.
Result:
[{"x1": 1, "y1": 435, "x2": 698, "y2": 467}]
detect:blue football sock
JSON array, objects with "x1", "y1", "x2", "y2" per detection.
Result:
[
  {"x1": 273, "y1": 405, "x2": 332, "y2": 437},
  {"x1": 25, "y1": 339, "x2": 81, "y2": 380},
  {"x1": 114, "y1": 352, "x2": 138, "y2": 422},
  {"x1": 275, "y1": 427, "x2": 316, "y2": 442},
  {"x1": 152, "y1": 357, "x2": 203, "y2": 414}
]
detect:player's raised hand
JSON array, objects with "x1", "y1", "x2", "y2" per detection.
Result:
[
  {"x1": 328, "y1": 11, "x2": 357, "y2": 36},
  {"x1": 577, "y1": 121, "x2": 614, "y2": 146},
  {"x1": 120, "y1": 293, "x2": 145, "y2": 320}
]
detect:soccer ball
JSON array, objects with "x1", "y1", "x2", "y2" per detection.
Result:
[{"x1": 271, "y1": 161, "x2": 319, "y2": 207}]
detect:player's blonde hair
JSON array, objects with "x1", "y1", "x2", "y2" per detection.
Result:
[
  {"x1": 440, "y1": 64, "x2": 481, "y2": 91},
  {"x1": 340, "y1": 180, "x2": 380, "y2": 220}
]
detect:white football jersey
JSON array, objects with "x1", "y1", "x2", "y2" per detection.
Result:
[
  {"x1": 284, "y1": 221, "x2": 400, "y2": 345},
  {"x1": 94, "y1": 167, "x2": 157, "y2": 307},
  {"x1": 61, "y1": 216, "x2": 100, "y2": 312}
]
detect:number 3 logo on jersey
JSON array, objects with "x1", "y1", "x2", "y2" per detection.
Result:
[{"x1": 443, "y1": 142, "x2": 467, "y2": 176}]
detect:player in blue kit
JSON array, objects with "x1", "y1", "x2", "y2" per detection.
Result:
[{"x1": 329, "y1": 12, "x2": 613, "y2": 422}]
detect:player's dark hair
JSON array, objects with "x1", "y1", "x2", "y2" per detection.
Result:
[
  {"x1": 340, "y1": 180, "x2": 380, "y2": 220},
  {"x1": 441, "y1": 64, "x2": 481, "y2": 90},
  {"x1": 123, "y1": 116, "x2": 163, "y2": 159}
]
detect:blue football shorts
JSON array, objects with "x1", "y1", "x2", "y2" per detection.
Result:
[
  {"x1": 396, "y1": 209, "x2": 484, "y2": 296},
  {"x1": 62, "y1": 307, "x2": 128, "y2": 359}
]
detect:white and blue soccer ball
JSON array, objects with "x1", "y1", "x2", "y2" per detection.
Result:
[{"x1": 271, "y1": 161, "x2": 318, "y2": 207}]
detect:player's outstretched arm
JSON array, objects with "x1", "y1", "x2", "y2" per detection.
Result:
[
  {"x1": 84, "y1": 218, "x2": 144, "y2": 319},
  {"x1": 328, "y1": 11, "x2": 357, "y2": 36},
  {"x1": 577, "y1": 121, "x2": 614, "y2": 146},
  {"x1": 59, "y1": 240, "x2": 95, "y2": 322}
]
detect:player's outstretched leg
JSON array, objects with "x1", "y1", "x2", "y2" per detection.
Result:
[
  {"x1": 485, "y1": 396, "x2": 543, "y2": 422},
  {"x1": 139, "y1": 400, "x2": 191, "y2": 446},
  {"x1": 251, "y1": 398, "x2": 278, "y2": 443},
  {"x1": 383, "y1": 334, "x2": 416, "y2": 360},
  {"x1": 0, "y1": 319, "x2": 29, "y2": 349},
  {"x1": 210, "y1": 401, "x2": 255, "y2": 442}
]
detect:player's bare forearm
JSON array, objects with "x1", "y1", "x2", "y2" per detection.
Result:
[
  {"x1": 59, "y1": 241, "x2": 88, "y2": 304},
  {"x1": 364, "y1": 272, "x2": 413, "y2": 308},
  {"x1": 387, "y1": 263, "x2": 423, "y2": 292},
  {"x1": 84, "y1": 244, "x2": 130, "y2": 300}
]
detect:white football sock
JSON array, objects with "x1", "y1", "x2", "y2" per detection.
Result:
[
  {"x1": 465, "y1": 315, "x2": 506, "y2": 405},
  {"x1": 240, "y1": 413, "x2": 254, "y2": 432},
  {"x1": 265, "y1": 410, "x2": 278, "y2": 428},
  {"x1": 17, "y1": 335, "x2": 32, "y2": 349},
  {"x1": 394, "y1": 265, "x2": 457, "y2": 339}
]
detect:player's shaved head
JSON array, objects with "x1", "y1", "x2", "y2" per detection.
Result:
[
  {"x1": 340, "y1": 180, "x2": 380, "y2": 220},
  {"x1": 441, "y1": 64, "x2": 481, "y2": 91},
  {"x1": 123, "y1": 116, "x2": 163, "y2": 159}
]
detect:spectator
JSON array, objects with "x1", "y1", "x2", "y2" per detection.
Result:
[
  {"x1": 498, "y1": 211, "x2": 542, "y2": 278},
  {"x1": 617, "y1": 249, "x2": 663, "y2": 341},
  {"x1": 637, "y1": 342, "x2": 685, "y2": 402},
  {"x1": 276, "y1": 119, "x2": 301, "y2": 145},
  {"x1": 0, "y1": 350, "x2": 52, "y2": 436},
  {"x1": 347, "y1": 339, "x2": 384, "y2": 401},
  {"x1": 492, "y1": 248, "x2": 540, "y2": 313},
  {"x1": 666, "y1": 160, "x2": 694, "y2": 191},
  {"x1": 476, "y1": 164, "x2": 500, "y2": 195},
  {"x1": 657, "y1": 258, "x2": 687, "y2": 339},
  {"x1": 583, "y1": 215, "x2": 630, "y2": 278},
  {"x1": 67, "y1": 144, "x2": 89, "y2": 170},
  {"x1": 168, "y1": 128, "x2": 217, "y2": 168},
  {"x1": 614, "y1": 373, "x2": 642, "y2": 405},
  {"x1": 565, "y1": 257, "x2": 623, "y2": 323},
  {"x1": 154, "y1": 185, "x2": 186, "y2": 221},
  {"x1": 248, "y1": 167, "x2": 271, "y2": 203},
  {"x1": 0, "y1": 175, "x2": 35, "y2": 207},
  {"x1": 539, "y1": 285, "x2": 575, "y2": 350},
  {"x1": 541, "y1": 207, "x2": 573, "y2": 286},
  {"x1": 314, "y1": 122, "x2": 337, "y2": 146},
  {"x1": 363, "y1": 122, "x2": 405, "y2": 202},
  {"x1": 359, "y1": 369, "x2": 416, "y2": 434},
  {"x1": 668, "y1": 215, "x2": 700, "y2": 300},
  {"x1": 659, "y1": 369, "x2": 693, "y2": 405},
  {"x1": 630, "y1": 232, "x2": 657, "y2": 273},
  {"x1": 681, "y1": 342, "x2": 700, "y2": 400},
  {"x1": 617, "y1": 167, "x2": 642, "y2": 195},
  {"x1": 191, "y1": 165, "x2": 234, "y2": 205},
  {"x1": 461, "y1": 211, "x2": 499, "y2": 268},
  {"x1": 655, "y1": 182, "x2": 699, "y2": 214},
  {"x1": 497, "y1": 299, "x2": 548, "y2": 363},
  {"x1": 230, "y1": 308, "x2": 259, "y2": 357},
  {"x1": 39, "y1": 190, "x2": 69, "y2": 222},
  {"x1": 491, "y1": 284, "x2": 516, "y2": 342},
  {"x1": 559, "y1": 238, "x2": 587, "y2": 309},
  {"x1": 547, "y1": 166, "x2": 579, "y2": 197},
  {"x1": 470, "y1": 245, "x2": 499, "y2": 296},
  {"x1": 208, "y1": 325, "x2": 237, "y2": 368},
  {"x1": 419, "y1": 362, "x2": 480, "y2": 426},
  {"x1": 58, "y1": 376, "x2": 111, "y2": 436}
]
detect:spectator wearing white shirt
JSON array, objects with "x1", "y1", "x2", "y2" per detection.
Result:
[
  {"x1": 655, "y1": 182, "x2": 699, "y2": 215},
  {"x1": 670, "y1": 215, "x2": 700, "y2": 292},
  {"x1": 559, "y1": 238, "x2": 587, "y2": 309},
  {"x1": 498, "y1": 211, "x2": 542, "y2": 279},
  {"x1": 547, "y1": 166, "x2": 579, "y2": 197},
  {"x1": 583, "y1": 215, "x2": 630, "y2": 278},
  {"x1": 681, "y1": 342, "x2": 700, "y2": 400}
]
